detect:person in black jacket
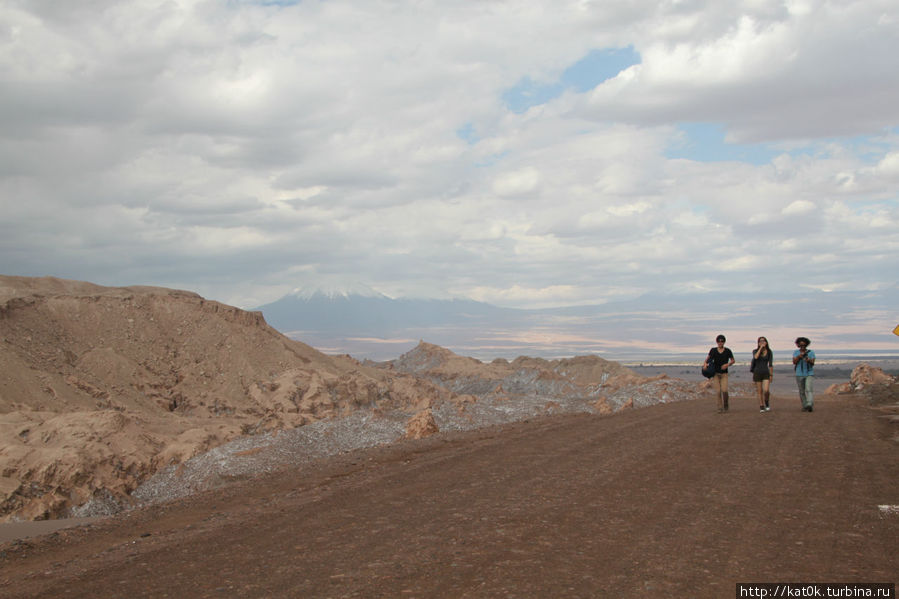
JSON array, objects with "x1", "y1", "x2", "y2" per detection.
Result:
[
  {"x1": 750, "y1": 336, "x2": 774, "y2": 413},
  {"x1": 703, "y1": 334, "x2": 735, "y2": 413}
]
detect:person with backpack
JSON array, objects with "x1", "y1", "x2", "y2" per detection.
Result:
[
  {"x1": 793, "y1": 337, "x2": 816, "y2": 412},
  {"x1": 703, "y1": 334, "x2": 735, "y2": 413},
  {"x1": 750, "y1": 336, "x2": 774, "y2": 413}
]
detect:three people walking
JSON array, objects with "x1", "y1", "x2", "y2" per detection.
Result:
[{"x1": 704, "y1": 335, "x2": 815, "y2": 413}]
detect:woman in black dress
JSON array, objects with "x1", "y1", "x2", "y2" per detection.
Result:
[{"x1": 750, "y1": 336, "x2": 774, "y2": 413}]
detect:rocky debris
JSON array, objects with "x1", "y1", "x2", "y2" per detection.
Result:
[
  {"x1": 593, "y1": 397, "x2": 613, "y2": 415},
  {"x1": 383, "y1": 342, "x2": 721, "y2": 418},
  {"x1": 851, "y1": 363, "x2": 897, "y2": 389},
  {"x1": 826, "y1": 382, "x2": 852, "y2": 394},
  {"x1": 130, "y1": 377, "x2": 711, "y2": 510},
  {"x1": 385, "y1": 341, "x2": 645, "y2": 400},
  {"x1": 405, "y1": 409, "x2": 439, "y2": 439},
  {"x1": 825, "y1": 363, "x2": 898, "y2": 396},
  {"x1": 821, "y1": 364, "x2": 899, "y2": 438},
  {"x1": 847, "y1": 365, "x2": 899, "y2": 429},
  {"x1": 129, "y1": 411, "x2": 410, "y2": 508}
]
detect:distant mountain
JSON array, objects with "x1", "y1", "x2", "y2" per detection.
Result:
[
  {"x1": 255, "y1": 285, "x2": 899, "y2": 362},
  {"x1": 256, "y1": 288, "x2": 520, "y2": 337}
]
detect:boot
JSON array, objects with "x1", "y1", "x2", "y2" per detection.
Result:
[
  {"x1": 764, "y1": 392, "x2": 770, "y2": 410},
  {"x1": 723, "y1": 392, "x2": 729, "y2": 412}
]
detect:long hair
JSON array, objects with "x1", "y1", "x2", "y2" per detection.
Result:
[{"x1": 755, "y1": 336, "x2": 769, "y2": 358}]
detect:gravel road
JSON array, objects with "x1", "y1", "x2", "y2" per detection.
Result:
[{"x1": 1, "y1": 392, "x2": 896, "y2": 598}]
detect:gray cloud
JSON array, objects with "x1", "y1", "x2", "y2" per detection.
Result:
[{"x1": 0, "y1": 0, "x2": 896, "y2": 341}]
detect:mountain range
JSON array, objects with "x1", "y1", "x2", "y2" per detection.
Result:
[{"x1": 255, "y1": 285, "x2": 899, "y2": 361}]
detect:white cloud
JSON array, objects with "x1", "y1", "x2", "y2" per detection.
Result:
[
  {"x1": 782, "y1": 200, "x2": 816, "y2": 215},
  {"x1": 492, "y1": 167, "x2": 542, "y2": 197},
  {"x1": 467, "y1": 284, "x2": 587, "y2": 309},
  {"x1": 0, "y1": 0, "x2": 896, "y2": 338},
  {"x1": 608, "y1": 201, "x2": 651, "y2": 216},
  {"x1": 875, "y1": 152, "x2": 899, "y2": 179},
  {"x1": 577, "y1": 0, "x2": 899, "y2": 142}
]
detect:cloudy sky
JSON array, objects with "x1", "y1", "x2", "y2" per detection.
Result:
[{"x1": 2, "y1": 0, "x2": 898, "y2": 323}]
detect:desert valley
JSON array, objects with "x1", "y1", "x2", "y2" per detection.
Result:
[{"x1": 1, "y1": 275, "x2": 897, "y2": 597}]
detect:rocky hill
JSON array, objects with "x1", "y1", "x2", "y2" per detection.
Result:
[
  {"x1": 0, "y1": 276, "x2": 453, "y2": 521},
  {"x1": 0, "y1": 276, "x2": 707, "y2": 522}
]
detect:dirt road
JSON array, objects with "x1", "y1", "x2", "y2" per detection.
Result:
[{"x1": 2, "y1": 393, "x2": 897, "y2": 598}]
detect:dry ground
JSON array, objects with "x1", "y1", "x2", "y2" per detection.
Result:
[{"x1": 1, "y1": 392, "x2": 897, "y2": 598}]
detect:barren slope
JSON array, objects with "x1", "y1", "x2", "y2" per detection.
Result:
[{"x1": 0, "y1": 276, "x2": 454, "y2": 520}]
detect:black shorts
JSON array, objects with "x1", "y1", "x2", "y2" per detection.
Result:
[{"x1": 752, "y1": 371, "x2": 770, "y2": 382}]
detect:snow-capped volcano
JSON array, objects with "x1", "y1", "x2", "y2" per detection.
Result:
[{"x1": 288, "y1": 282, "x2": 390, "y2": 301}]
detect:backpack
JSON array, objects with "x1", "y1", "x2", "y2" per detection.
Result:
[{"x1": 701, "y1": 352, "x2": 716, "y2": 378}]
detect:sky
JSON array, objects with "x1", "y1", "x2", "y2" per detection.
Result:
[{"x1": 2, "y1": 0, "x2": 898, "y2": 337}]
